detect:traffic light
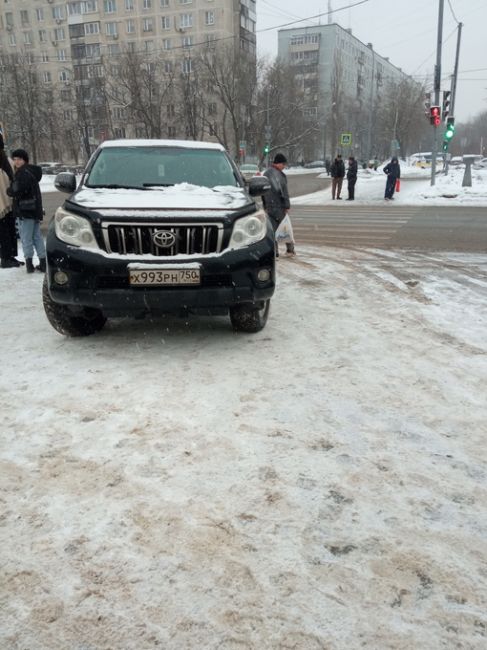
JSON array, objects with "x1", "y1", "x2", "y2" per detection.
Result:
[
  {"x1": 442, "y1": 117, "x2": 455, "y2": 152},
  {"x1": 429, "y1": 106, "x2": 441, "y2": 127},
  {"x1": 444, "y1": 117, "x2": 455, "y2": 140},
  {"x1": 263, "y1": 143, "x2": 270, "y2": 155},
  {"x1": 442, "y1": 90, "x2": 451, "y2": 121}
]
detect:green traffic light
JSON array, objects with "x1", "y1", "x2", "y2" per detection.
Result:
[{"x1": 445, "y1": 128, "x2": 455, "y2": 140}]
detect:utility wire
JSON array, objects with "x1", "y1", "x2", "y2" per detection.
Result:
[
  {"x1": 446, "y1": 0, "x2": 460, "y2": 25},
  {"x1": 257, "y1": 0, "x2": 372, "y2": 33}
]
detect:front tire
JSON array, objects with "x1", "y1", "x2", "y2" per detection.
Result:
[
  {"x1": 230, "y1": 300, "x2": 270, "y2": 333},
  {"x1": 42, "y1": 277, "x2": 107, "y2": 337}
]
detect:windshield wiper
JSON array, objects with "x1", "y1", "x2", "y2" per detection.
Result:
[
  {"x1": 87, "y1": 183, "x2": 147, "y2": 190},
  {"x1": 143, "y1": 183, "x2": 175, "y2": 187}
]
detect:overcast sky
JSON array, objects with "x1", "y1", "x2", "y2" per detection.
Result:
[{"x1": 256, "y1": 0, "x2": 487, "y2": 122}]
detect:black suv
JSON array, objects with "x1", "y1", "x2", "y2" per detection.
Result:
[{"x1": 43, "y1": 140, "x2": 275, "y2": 336}]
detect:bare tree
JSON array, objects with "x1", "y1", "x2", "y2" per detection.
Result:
[{"x1": 198, "y1": 43, "x2": 257, "y2": 160}]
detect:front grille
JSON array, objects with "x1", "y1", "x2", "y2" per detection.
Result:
[{"x1": 102, "y1": 221, "x2": 224, "y2": 256}]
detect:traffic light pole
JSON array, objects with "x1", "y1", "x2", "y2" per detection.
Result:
[
  {"x1": 431, "y1": 0, "x2": 444, "y2": 187},
  {"x1": 444, "y1": 21, "x2": 462, "y2": 174}
]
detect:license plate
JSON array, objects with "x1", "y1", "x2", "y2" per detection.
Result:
[{"x1": 129, "y1": 268, "x2": 201, "y2": 286}]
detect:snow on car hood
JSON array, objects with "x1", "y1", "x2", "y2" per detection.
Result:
[{"x1": 72, "y1": 183, "x2": 249, "y2": 210}]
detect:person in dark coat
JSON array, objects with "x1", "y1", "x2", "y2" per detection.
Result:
[
  {"x1": 0, "y1": 135, "x2": 24, "y2": 268},
  {"x1": 262, "y1": 152, "x2": 295, "y2": 256},
  {"x1": 330, "y1": 154, "x2": 345, "y2": 199},
  {"x1": 325, "y1": 158, "x2": 331, "y2": 176},
  {"x1": 346, "y1": 156, "x2": 358, "y2": 200},
  {"x1": 383, "y1": 156, "x2": 401, "y2": 200},
  {"x1": 7, "y1": 148, "x2": 46, "y2": 273}
]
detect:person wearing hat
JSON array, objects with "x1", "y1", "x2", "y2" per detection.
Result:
[
  {"x1": 0, "y1": 135, "x2": 24, "y2": 268},
  {"x1": 7, "y1": 148, "x2": 46, "y2": 273},
  {"x1": 262, "y1": 153, "x2": 295, "y2": 257}
]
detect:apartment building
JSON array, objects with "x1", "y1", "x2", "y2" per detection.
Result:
[
  {"x1": 278, "y1": 23, "x2": 412, "y2": 161},
  {"x1": 0, "y1": 0, "x2": 256, "y2": 159}
]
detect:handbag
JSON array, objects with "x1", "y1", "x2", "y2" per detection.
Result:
[
  {"x1": 18, "y1": 197, "x2": 37, "y2": 212},
  {"x1": 395, "y1": 179, "x2": 401, "y2": 192}
]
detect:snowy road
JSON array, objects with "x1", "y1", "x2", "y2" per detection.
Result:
[{"x1": 1, "y1": 247, "x2": 486, "y2": 649}]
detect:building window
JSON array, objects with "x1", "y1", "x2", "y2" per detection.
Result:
[
  {"x1": 114, "y1": 127, "x2": 126, "y2": 138},
  {"x1": 161, "y1": 16, "x2": 171, "y2": 29},
  {"x1": 57, "y1": 49, "x2": 67, "y2": 61},
  {"x1": 143, "y1": 0, "x2": 152, "y2": 8},
  {"x1": 36, "y1": 8, "x2": 44, "y2": 21},
  {"x1": 125, "y1": 0, "x2": 134, "y2": 9},
  {"x1": 179, "y1": 0, "x2": 192, "y2": 4},
  {"x1": 85, "y1": 22, "x2": 100, "y2": 34},
  {"x1": 59, "y1": 70, "x2": 70, "y2": 82},
  {"x1": 167, "y1": 104, "x2": 175, "y2": 117},
  {"x1": 106, "y1": 22, "x2": 118, "y2": 36},
  {"x1": 42, "y1": 51, "x2": 49, "y2": 62},
  {"x1": 104, "y1": 0, "x2": 117, "y2": 13},
  {"x1": 180, "y1": 14, "x2": 192, "y2": 29},
  {"x1": 143, "y1": 18, "x2": 153, "y2": 32},
  {"x1": 168, "y1": 126, "x2": 176, "y2": 138},
  {"x1": 52, "y1": 6, "x2": 65, "y2": 20},
  {"x1": 205, "y1": 11, "x2": 214, "y2": 25},
  {"x1": 126, "y1": 19, "x2": 135, "y2": 33},
  {"x1": 20, "y1": 10, "x2": 29, "y2": 24},
  {"x1": 38, "y1": 30, "x2": 47, "y2": 43},
  {"x1": 182, "y1": 35, "x2": 192, "y2": 48},
  {"x1": 160, "y1": 0, "x2": 169, "y2": 6},
  {"x1": 181, "y1": 58, "x2": 192, "y2": 74},
  {"x1": 164, "y1": 60, "x2": 172, "y2": 73},
  {"x1": 43, "y1": 71, "x2": 52, "y2": 83},
  {"x1": 208, "y1": 102, "x2": 217, "y2": 115},
  {"x1": 162, "y1": 38, "x2": 171, "y2": 50},
  {"x1": 54, "y1": 27, "x2": 66, "y2": 41},
  {"x1": 113, "y1": 106, "x2": 126, "y2": 119}
]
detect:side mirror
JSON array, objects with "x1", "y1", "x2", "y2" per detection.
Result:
[
  {"x1": 248, "y1": 175, "x2": 270, "y2": 196},
  {"x1": 54, "y1": 172, "x2": 77, "y2": 194}
]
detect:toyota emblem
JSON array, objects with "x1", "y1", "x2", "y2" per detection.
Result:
[{"x1": 152, "y1": 230, "x2": 176, "y2": 248}]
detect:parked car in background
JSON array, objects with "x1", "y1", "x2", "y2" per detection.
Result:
[
  {"x1": 38, "y1": 161, "x2": 64, "y2": 175},
  {"x1": 473, "y1": 157, "x2": 487, "y2": 169},
  {"x1": 239, "y1": 163, "x2": 261, "y2": 182},
  {"x1": 449, "y1": 156, "x2": 463, "y2": 167},
  {"x1": 304, "y1": 160, "x2": 325, "y2": 169}
]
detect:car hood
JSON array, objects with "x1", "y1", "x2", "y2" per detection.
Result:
[{"x1": 72, "y1": 183, "x2": 249, "y2": 211}]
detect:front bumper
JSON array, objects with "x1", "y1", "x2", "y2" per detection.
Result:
[{"x1": 46, "y1": 229, "x2": 275, "y2": 317}]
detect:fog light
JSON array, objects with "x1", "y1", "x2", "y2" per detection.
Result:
[
  {"x1": 54, "y1": 271, "x2": 69, "y2": 285},
  {"x1": 257, "y1": 268, "x2": 271, "y2": 282}
]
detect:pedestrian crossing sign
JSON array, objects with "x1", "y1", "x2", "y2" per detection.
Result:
[{"x1": 340, "y1": 133, "x2": 352, "y2": 146}]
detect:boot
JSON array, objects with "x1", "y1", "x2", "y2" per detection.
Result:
[
  {"x1": 1, "y1": 258, "x2": 15, "y2": 268},
  {"x1": 36, "y1": 258, "x2": 46, "y2": 273},
  {"x1": 25, "y1": 258, "x2": 35, "y2": 274}
]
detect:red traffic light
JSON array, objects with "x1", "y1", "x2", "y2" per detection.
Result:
[{"x1": 430, "y1": 106, "x2": 441, "y2": 127}]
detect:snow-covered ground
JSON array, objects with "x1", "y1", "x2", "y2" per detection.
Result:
[
  {"x1": 293, "y1": 163, "x2": 487, "y2": 207},
  {"x1": 1, "y1": 247, "x2": 486, "y2": 649}
]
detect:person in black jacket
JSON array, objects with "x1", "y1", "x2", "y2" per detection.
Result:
[
  {"x1": 383, "y1": 156, "x2": 401, "y2": 200},
  {"x1": 0, "y1": 136, "x2": 24, "y2": 268},
  {"x1": 262, "y1": 153, "x2": 295, "y2": 256},
  {"x1": 330, "y1": 154, "x2": 345, "y2": 199},
  {"x1": 7, "y1": 148, "x2": 46, "y2": 273},
  {"x1": 346, "y1": 156, "x2": 358, "y2": 200}
]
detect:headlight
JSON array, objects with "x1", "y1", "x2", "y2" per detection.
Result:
[
  {"x1": 228, "y1": 211, "x2": 267, "y2": 249},
  {"x1": 54, "y1": 208, "x2": 98, "y2": 249}
]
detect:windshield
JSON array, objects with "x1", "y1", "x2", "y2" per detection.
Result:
[{"x1": 86, "y1": 146, "x2": 239, "y2": 190}]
